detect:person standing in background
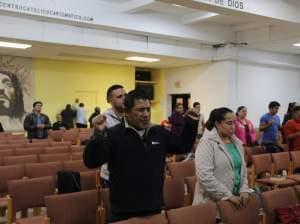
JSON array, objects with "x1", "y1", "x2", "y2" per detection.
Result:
[
  {"x1": 234, "y1": 106, "x2": 256, "y2": 146},
  {"x1": 259, "y1": 101, "x2": 282, "y2": 153},
  {"x1": 170, "y1": 103, "x2": 185, "y2": 136},
  {"x1": 88, "y1": 107, "x2": 101, "y2": 128},
  {"x1": 23, "y1": 101, "x2": 51, "y2": 139},
  {"x1": 61, "y1": 104, "x2": 75, "y2": 129},
  {"x1": 101, "y1": 84, "x2": 126, "y2": 187},
  {"x1": 193, "y1": 102, "x2": 205, "y2": 139},
  {"x1": 76, "y1": 103, "x2": 88, "y2": 128}
]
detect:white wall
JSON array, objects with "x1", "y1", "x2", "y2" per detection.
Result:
[
  {"x1": 165, "y1": 48, "x2": 300, "y2": 127},
  {"x1": 165, "y1": 61, "x2": 230, "y2": 119}
]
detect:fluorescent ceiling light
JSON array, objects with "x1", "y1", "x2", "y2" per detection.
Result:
[
  {"x1": 293, "y1": 43, "x2": 300, "y2": 47},
  {"x1": 0, "y1": 41, "x2": 32, "y2": 49},
  {"x1": 125, "y1": 56, "x2": 160, "y2": 63}
]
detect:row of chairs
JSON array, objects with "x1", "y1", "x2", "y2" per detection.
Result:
[
  {"x1": 0, "y1": 151, "x2": 83, "y2": 166},
  {"x1": 0, "y1": 145, "x2": 83, "y2": 157},
  {"x1": 114, "y1": 186, "x2": 300, "y2": 224},
  {"x1": 5, "y1": 173, "x2": 98, "y2": 224},
  {"x1": 0, "y1": 141, "x2": 72, "y2": 151},
  {"x1": 250, "y1": 151, "x2": 300, "y2": 189},
  {"x1": 48, "y1": 128, "x2": 93, "y2": 145},
  {"x1": 0, "y1": 160, "x2": 92, "y2": 196}
]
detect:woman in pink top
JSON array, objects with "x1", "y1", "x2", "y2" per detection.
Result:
[{"x1": 234, "y1": 106, "x2": 257, "y2": 146}]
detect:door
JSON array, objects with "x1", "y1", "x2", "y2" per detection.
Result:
[{"x1": 171, "y1": 94, "x2": 191, "y2": 113}]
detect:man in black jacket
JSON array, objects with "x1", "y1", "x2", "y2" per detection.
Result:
[
  {"x1": 84, "y1": 89, "x2": 195, "y2": 222},
  {"x1": 23, "y1": 101, "x2": 51, "y2": 139}
]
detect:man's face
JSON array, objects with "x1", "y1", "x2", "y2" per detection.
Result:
[
  {"x1": 0, "y1": 73, "x2": 15, "y2": 112},
  {"x1": 34, "y1": 103, "x2": 42, "y2": 113},
  {"x1": 175, "y1": 105, "x2": 184, "y2": 114},
  {"x1": 194, "y1": 104, "x2": 200, "y2": 113},
  {"x1": 269, "y1": 106, "x2": 279, "y2": 115},
  {"x1": 109, "y1": 88, "x2": 126, "y2": 112},
  {"x1": 126, "y1": 99, "x2": 151, "y2": 130}
]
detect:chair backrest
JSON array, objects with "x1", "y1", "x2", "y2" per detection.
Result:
[
  {"x1": 184, "y1": 176, "x2": 196, "y2": 201},
  {"x1": 45, "y1": 190, "x2": 99, "y2": 224},
  {"x1": 70, "y1": 145, "x2": 84, "y2": 153},
  {"x1": 48, "y1": 130, "x2": 64, "y2": 142},
  {"x1": 24, "y1": 161, "x2": 63, "y2": 178},
  {"x1": 271, "y1": 152, "x2": 291, "y2": 173},
  {"x1": 62, "y1": 128, "x2": 79, "y2": 145},
  {"x1": 166, "y1": 202, "x2": 216, "y2": 224},
  {"x1": 63, "y1": 160, "x2": 89, "y2": 172},
  {"x1": 244, "y1": 145, "x2": 266, "y2": 166},
  {"x1": 290, "y1": 151, "x2": 300, "y2": 171},
  {"x1": 3, "y1": 155, "x2": 39, "y2": 166},
  {"x1": 44, "y1": 146, "x2": 70, "y2": 154},
  {"x1": 49, "y1": 141, "x2": 72, "y2": 147},
  {"x1": 72, "y1": 152, "x2": 83, "y2": 160},
  {"x1": 0, "y1": 149, "x2": 14, "y2": 157},
  {"x1": 252, "y1": 153, "x2": 273, "y2": 175},
  {"x1": 80, "y1": 171, "x2": 97, "y2": 190},
  {"x1": 14, "y1": 147, "x2": 43, "y2": 156},
  {"x1": 167, "y1": 160, "x2": 195, "y2": 180},
  {"x1": 217, "y1": 194, "x2": 260, "y2": 224},
  {"x1": 39, "y1": 153, "x2": 70, "y2": 163},
  {"x1": 8, "y1": 176, "x2": 56, "y2": 220},
  {"x1": 262, "y1": 187, "x2": 298, "y2": 224},
  {"x1": 114, "y1": 213, "x2": 168, "y2": 224},
  {"x1": 0, "y1": 165, "x2": 24, "y2": 195},
  {"x1": 163, "y1": 178, "x2": 185, "y2": 209},
  {"x1": 25, "y1": 141, "x2": 49, "y2": 148}
]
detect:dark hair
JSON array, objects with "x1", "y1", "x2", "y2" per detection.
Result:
[
  {"x1": 206, "y1": 107, "x2": 233, "y2": 131},
  {"x1": 0, "y1": 70, "x2": 25, "y2": 119},
  {"x1": 292, "y1": 104, "x2": 300, "y2": 113},
  {"x1": 124, "y1": 88, "x2": 150, "y2": 112},
  {"x1": 33, "y1": 101, "x2": 42, "y2": 107},
  {"x1": 106, "y1": 84, "x2": 124, "y2": 102},
  {"x1": 66, "y1": 104, "x2": 71, "y2": 109},
  {"x1": 287, "y1": 102, "x2": 296, "y2": 114},
  {"x1": 269, "y1": 101, "x2": 280, "y2": 109},
  {"x1": 193, "y1": 102, "x2": 200, "y2": 108},
  {"x1": 79, "y1": 103, "x2": 84, "y2": 107},
  {"x1": 236, "y1": 106, "x2": 246, "y2": 116}
]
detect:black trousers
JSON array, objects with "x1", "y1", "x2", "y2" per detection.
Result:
[{"x1": 76, "y1": 123, "x2": 87, "y2": 128}]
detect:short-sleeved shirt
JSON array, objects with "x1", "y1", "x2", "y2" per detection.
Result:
[
  {"x1": 260, "y1": 113, "x2": 280, "y2": 144},
  {"x1": 283, "y1": 119, "x2": 300, "y2": 150}
]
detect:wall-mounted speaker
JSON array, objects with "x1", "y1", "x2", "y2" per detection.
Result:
[{"x1": 135, "y1": 71, "x2": 151, "y2": 81}]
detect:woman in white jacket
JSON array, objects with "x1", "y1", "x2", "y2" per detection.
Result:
[{"x1": 193, "y1": 107, "x2": 252, "y2": 210}]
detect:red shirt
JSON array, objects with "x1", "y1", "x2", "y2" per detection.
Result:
[{"x1": 283, "y1": 119, "x2": 300, "y2": 150}]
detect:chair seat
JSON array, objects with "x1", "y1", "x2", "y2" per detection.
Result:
[
  {"x1": 256, "y1": 177, "x2": 297, "y2": 187},
  {"x1": 16, "y1": 215, "x2": 45, "y2": 224},
  {"x1": 0, "y1": 197, "x2": 8, "y2": 208}
]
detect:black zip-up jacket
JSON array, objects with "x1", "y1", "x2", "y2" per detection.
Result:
[
  {"x1": 23, "y1": 112, "x2": 51, "y2": 139},
  {"x1": 83, "y1": 122, "x2": 195, "y2": 214}
]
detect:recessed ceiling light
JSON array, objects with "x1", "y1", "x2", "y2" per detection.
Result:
[
  {"x1": 125, "y1": 56, "x2": 160, "y2": 63},
  {"x1": 0, "y1": 41, "x2": 32, "y2": 49},
  {"x1": 293, "y1": 43, "x2": 300, "y2": 47}
]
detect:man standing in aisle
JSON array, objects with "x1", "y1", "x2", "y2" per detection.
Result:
[
  {"x1": 84, "y1": 89, "x2": 195, "y2": 222},
  {"x1": 259, "y1": 101, "x2": 282, "y2": 153},
  {"x1": 23, "y1": 101, "x2": 51, "y2": 139},
  {"x1": 100, "y1": 84, "x2": 126, "y2": 186}
]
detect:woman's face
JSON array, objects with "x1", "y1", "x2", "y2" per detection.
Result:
[
  {"x1": 237, "y1": 107, "x2": 247, "y2": 119},
  {"x1": 216, "y1": 112, "x2": 235, "y2": 137}
]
